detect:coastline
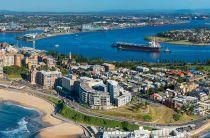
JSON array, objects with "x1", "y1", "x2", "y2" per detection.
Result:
[
  {"x1": 145, "y1": 36, "x2": 210, "y2": 46},
  {"x1": 160, "y1": 41, "x2": 210, "y2": 46},
  {"x1": 0, "y1": 89, "x2": 84, "y2": 138}
]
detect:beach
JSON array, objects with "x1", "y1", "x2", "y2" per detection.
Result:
[{"x1": 0, "y1": 89, "x2": 84, "y2": 138}]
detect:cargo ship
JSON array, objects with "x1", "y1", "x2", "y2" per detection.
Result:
[{"x1": 112, "y1": 40, "x2": 162, "y2": 52}]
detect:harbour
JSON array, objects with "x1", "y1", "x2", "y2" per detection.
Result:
[{"x1": 0, "y1": 20, "x2": 210, "y2": 63}]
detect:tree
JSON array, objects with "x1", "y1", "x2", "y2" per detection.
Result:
[
  {"x1": 143, "y1": 115, "x2": 152, "y2": 122},
  {"x1": 173, "y1": 113, "x2": 181, "y2": 121}
]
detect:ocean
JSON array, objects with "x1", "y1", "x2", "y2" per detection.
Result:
[
  {"x1": 0, "y1": 102, "x2": 44, "y2": 138},
  {"x1": 0, "y1": 20, "x2": 210, "y2": 62}
]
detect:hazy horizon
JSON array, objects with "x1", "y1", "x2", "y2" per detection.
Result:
[{"x1": 0, "y1": 0, "x2": 210, "y2": 12}]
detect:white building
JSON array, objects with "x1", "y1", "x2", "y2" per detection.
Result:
[
  {"x1": 102, "y1": 127, "x2": 150, "y2": 138},
  {"x1": 62, "y1": 74, "x2": 77, "y2": 92},
  {"x1": 116, "y1": 91, "x2": 132, "y2": 107},
  {"x1": 107, "y1": 80, "x2": 120, "y2": 99},
  {"x1": 79, "y1": 79, "x2": 111, "y2": 109},
  {"x1": 136, "y1": 66, "x2": 150, "y2": 72}
]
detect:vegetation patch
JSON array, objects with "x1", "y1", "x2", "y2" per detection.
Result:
[
  {"x1": 3, "y1": 66, "x2": 29, "y2": 79},
  {"x1": 60, "y1": 105, "x2": 139, "y2": 131}
]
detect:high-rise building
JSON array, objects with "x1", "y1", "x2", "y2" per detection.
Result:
[
  {"x1": 30, "y1": 67, "x2": 37, "y2": 85},
  {"x1": 79, "y1": 79, "x2": 111, "y2": 109},
  {"x1": 36, "y1": 70, "x2": 62, "y2": 88},
  {"x1": 0, "y1": 58, "x2": 4, "y2": 78},
  {"x1": 14, "y1": 54, "x2": 24, "y2": 67},
  {"x1": 62, "y1": 74, "x2": 77, "y2": 92},
  {"x1": 3, "y1": 54, "x2": 14, "y2": 66},
  {"x1": 25, "y1": 55, "x2": 38, "y2": 69},
  {"x1": 107, "y1": 80, "x2": 120, "y2": 100}
]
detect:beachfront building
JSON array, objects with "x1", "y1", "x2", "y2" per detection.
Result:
[
  {"x1": 78, "y1": 78, "x2": 132, "y2": 109},
  {"x1": 36, "y1": 70, "x2": 62, "y2": 88},
  {"x1": 3, "y1": 53, "x2": 15, "y2": 66},
  {"x1": 62, "y1": 74, "x2": 77, "y2": 92},
  {"x1": 30, "y1": 67, "x2": 37, "y2": 85},
  {"x1": 79, "y1": 78, "x2": 111, "y2": 109}
]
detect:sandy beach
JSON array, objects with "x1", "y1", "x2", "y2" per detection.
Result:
[{"x1": 0, "y1": 89, "x2": 84, "y2": 138}]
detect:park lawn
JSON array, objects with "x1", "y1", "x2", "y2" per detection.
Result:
[
  {"x1": 60, "y1": 105, "x2": 139, "y2": 131},
  {"x1": 204, "y1": 66, "x2": 210, "y2": 72},
  {"x1": 173, "y1": 113, "x2": 199, "y2": 124},
  {"x1": 95, "y1": 103, "x2": 175, "y2": 124},
  {"x1": 46, "y1": 95, "x2": 139, "y2": 131},
  {"x1": 7, "y1": 74, "x2": 22, "y2": 79},
  {"x1": 95, "y1": 103, "x2": 199, "y2": 124}
]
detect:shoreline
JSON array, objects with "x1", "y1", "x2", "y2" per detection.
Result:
[
  {"x1": 160, "y1": 41, "x2": 210, "y2": 46},
  {"x1": 0, "y1": 89, "x2": 85, "y2": 138},
  {"x1": 17, "y1": 23, "x2": 186, "y2": 42},
  {"x1": 146, "y1": 36, "x2": 210, "y2": 46}
]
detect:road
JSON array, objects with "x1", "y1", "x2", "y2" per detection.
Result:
[{"x1": 2, "y1": 80, "x2": 210, "y2": 131}]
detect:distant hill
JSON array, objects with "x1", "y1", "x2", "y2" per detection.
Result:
[{"x1": 1, "y1": 9, "x2": 210, "y2": 15}]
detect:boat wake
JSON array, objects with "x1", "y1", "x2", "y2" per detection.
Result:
[{"x1": 0, "y1": 117, "x2": 30, "y2": 138}]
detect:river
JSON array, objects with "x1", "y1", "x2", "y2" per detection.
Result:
[{"x1": 1, "y1": 20, "x2": 210, "y2": 62}]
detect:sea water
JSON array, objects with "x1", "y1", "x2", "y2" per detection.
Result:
[{"x1": 0, "y1": 102, "x2": 44, "y2": 138}]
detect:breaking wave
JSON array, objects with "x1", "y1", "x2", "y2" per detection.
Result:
[{"x1": 0, "y1": 117, "x2": 30, "y2": 138}]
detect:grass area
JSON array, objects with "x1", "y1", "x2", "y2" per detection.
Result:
[
  {"x1": 7, "y1": 74, "x2": 22, "y2": 79},
  {"x1": 174, "y1": 113, "x2": 199, "y2": 124},
  {"x1": 46, "y1": 96, "x2": 60, "y2": 104},
  {"x1": 95, "y1": 101, "x2": 198, "y2": 124},
  {"x1": 203, "y1": 66, "x2": 210, "y2": 72},
  {"x1": 46, "y1": 95, "x2": 139, "y2": 131},
  {"x1": 60, "y1": 105, "x2": 139, "y2": 131},
  {"x1": 3, "y1": 66, "x2": 29, "y2": 79},
  {"x1": 145, "y1": 36, "x2": 210, "y2": 46}
]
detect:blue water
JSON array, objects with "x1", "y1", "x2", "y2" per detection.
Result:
[
  {"x1": 0, "y1": 20, "x2": 210, "y2": 62},
  {"x1": 201, "y1": 132, "x2": 210, "y2": 138},
  {"x1": 0, "y1": 102, "x2": 43, "y2": 138}
]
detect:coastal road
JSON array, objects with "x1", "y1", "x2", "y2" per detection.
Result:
[{"x1": 4, "y1": 80, "x2": 210, "y2": 131}]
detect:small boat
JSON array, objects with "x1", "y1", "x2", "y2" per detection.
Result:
[
  {"x1": 164, "y1": 48, "x2": 171, "y2": 53},
  {"x1": 55, "y1": 44, "x2": 60, "y2": 48}
]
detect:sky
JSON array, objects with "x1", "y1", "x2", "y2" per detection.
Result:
[{"x1": 0, "y1": 0, "x2": 210, "y2": 12}]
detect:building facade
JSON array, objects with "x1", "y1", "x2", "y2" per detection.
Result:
[
  {"x1": 36, "y1": 70, "x2": 61, "y2": 88},
  {"x1": 3, "y1": 54, "x2": 14, "y2": 66},
  {"x1": 62, "y1": 74, "x2": 77, "y2": 92},
  {"x1": 79, "y1": 79, "x2": 111, "y2": 109}
]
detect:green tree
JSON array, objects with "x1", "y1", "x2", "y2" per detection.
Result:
[{"x1": 143, "y1": 115, "x2": 152, "y2": 122}]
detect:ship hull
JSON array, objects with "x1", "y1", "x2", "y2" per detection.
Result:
[{"x1": 114, "y1": 43, "x2": 161, "y2": 52}]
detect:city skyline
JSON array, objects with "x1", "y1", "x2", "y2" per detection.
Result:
[{"x1": 0, "y1": 0, "x2": 210, "y2": 12}]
